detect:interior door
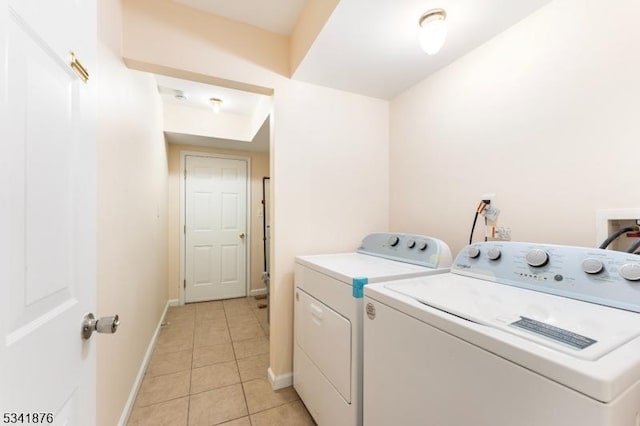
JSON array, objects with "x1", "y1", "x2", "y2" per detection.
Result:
[
  {"x1": 0, "y1": 0, "x2": 96, "y2": 424},
  {"x1": 185, "y1": 155, "x2": 248, "y2": 302}
]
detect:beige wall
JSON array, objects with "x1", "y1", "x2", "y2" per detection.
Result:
[
  {"x1": 167, "y1": 144, "x2": 270, "y2": 300},
  {"x1": 124, "y1": 0, "x2": 289, "y2": 77},
  {"x1": 270, "y1": 81, "x2": 389, "y2": 377},
  {"x1": 97, "y1": 1, "x2": 168, "y2": 425},
  {"x1": 122, "y1": 0, "x2": 389, "y2": 382},
  {"x1": 164, "y1": 103, "x2": 256, "y2": 141},
  {"x1": 290, "y1": 0, "x2": 340, "y2": 74},
  {"x1": 389, "y1": 0, "x2": 640, "y2": 258}
]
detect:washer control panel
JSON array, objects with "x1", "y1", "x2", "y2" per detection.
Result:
[
  {"x1": 357, "y1": 233, "x2": 452, "y2": 269},
  {"x1": 454, "y1": 242, "x2": 640, "y2": 313}
]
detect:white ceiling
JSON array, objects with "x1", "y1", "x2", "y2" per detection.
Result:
[
  {"x1": 155, "y1": 74, "x2": 268, "y2": 115},
  {"x1": 155, "y1": 74, "x2": 271, "y2": 152},
  {"x1": 292, "y1": 0, "x2": 553, "y2": 99},
  {"x1": 173, "y1": 0, "x2": 552, "y2": 99},
  {"x1": 162, "y1": 0, "x2": 553, "y2": 137},
  {"x1": 173, "y1": 0, "x2": 309, "y2": 35}
]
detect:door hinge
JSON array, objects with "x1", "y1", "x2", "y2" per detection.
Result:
[
  {"x1": 184, "y1": 224, "x2": 186, "y2": 234},
  {"x1": 183, "y1": 279, "x2": 186, "y2": 289},
  {"x1": 184, "y1": 169, "x2": 187, "y2": 179}
]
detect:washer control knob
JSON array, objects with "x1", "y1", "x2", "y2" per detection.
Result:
[
  {"x1": 526, "y1": 249, "x2": 549, "y2": 267},
  {"x1": 619, "y1": 263, "x2": 640, "y2": 281},
  {"x1": 487, "y1": 247, "x2": 501, "y2": 261},
  {"x1": 582, "y1": 258, "x2": 604, "y2": 275},
  {"x1": 467, "y1": 246, "x2": 481, "y2": 259},
  {"x1": 388, "y1": 235, "x2": 400, "y2": 247},
  {"x1": 407, "y1": 239, "x2": 416, "y2": 249},
  {"x1": 418, "y1": 241, "x2": 428, "y2": 251}
]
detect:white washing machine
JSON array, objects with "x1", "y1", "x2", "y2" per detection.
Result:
[
  {"x1": 364, "y1": 241, "x2": 640, "y2": 426},
  {"x1": 293, "y1": 233, "x2": 452, "y2": 426}
]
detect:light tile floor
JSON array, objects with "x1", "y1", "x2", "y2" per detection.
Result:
[{"x1": 127, "y1": 297, "x2": 315, "y2": 426}]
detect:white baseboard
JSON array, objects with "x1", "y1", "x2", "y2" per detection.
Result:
[
  {"x1": 118, "y1": 299, "x2": 174, "y2": 426},
  {"x1": 268, "y1": 367, "x2": 293, "y2": 390},
  {"x1": 250, "y1": 288, "x2": 267, "y2": 297}
]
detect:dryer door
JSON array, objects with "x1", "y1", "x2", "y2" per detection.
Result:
[{"x1": 295, "y1": 288, "x2": 352, "y2": 402}]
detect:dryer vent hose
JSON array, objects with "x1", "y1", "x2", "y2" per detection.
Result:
[{"x1": 599, "y1": 226, "x2": 640, "y2": 250}]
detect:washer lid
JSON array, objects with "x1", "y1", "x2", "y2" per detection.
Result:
[
  {"x1": 386, "y1": 275, "x2": 640, "y2": 361},
  {"x1": 296, "y1": 252, "x2": 442, "y2": 284}
]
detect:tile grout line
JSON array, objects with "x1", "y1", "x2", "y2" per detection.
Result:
[
  {"x1": 130, "y1": 305, "x2": 196, "y2": 424},
  {"x1": 225, "y1": 299, "x2": 254, "y2": 424},
  {"x1": 132, "y1": 394, "x2": 190, "y2": 410},
  {"x1": 249, "y1": 399, "x2": 303, "y2": 417},
  {"x1": 158, "y1": 299, "x2": 266, "y2": 426},
  {"x1": 186, "y1": 306, "x2": 197, "y2": 426}
]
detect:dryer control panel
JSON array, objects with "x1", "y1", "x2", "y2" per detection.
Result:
[
  {"x1": 357, "y1": 233, "x2": 452, "y2": 269},
  {"x1": 453, "y1": 242, "x2": 640, "y2": 313}
]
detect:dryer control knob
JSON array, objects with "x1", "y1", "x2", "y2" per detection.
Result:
[
  {"x1": 407, "y1": 239, "x2": 416, "y2": 249},
  {"x1": 620, "y1": 263, "x2": 640, "y2": 281},
  {"x1": 582, "y1": 258, "x2": 604, "y2": 275},
  {"x1": 388, "y1": 235, "x2": 400, "y2": 247},
  {"x1": 487, "y1": 247, "x2": 501, "y2": 261},
  {"x1": 526, "y1": 249, "x2": 549, "y2": 267},
  {"x1": 467, "y1": 246, "x2": 481, "y2": 259},
  {"x1": 418, "y1": 241, "x2": 428, "y2": 251}
]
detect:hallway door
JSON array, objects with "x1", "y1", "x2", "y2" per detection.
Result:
[
  {"x1": 185, "y1": 155, "x2": 248, "y2": 302},
  {"x1": 0, "y1": 0, "x2": 97, "y2": 423}
]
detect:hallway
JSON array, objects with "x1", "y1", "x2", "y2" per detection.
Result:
[{"x1": 126, "y1": 298, "x2": 314, "y2": 426}]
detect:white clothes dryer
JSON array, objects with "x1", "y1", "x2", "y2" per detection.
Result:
[
  {"x1": 364, "y1": 241, "x2": 640, "y2": 426},
  {"x1": 293, "y1": 233, "x2": 452, "y2": 426}
]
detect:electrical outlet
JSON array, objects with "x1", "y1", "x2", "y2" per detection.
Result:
[{"x1": 488, "y1": 226, "x2": 511, "y2": 241}]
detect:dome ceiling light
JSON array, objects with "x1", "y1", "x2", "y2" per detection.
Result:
[
  {"x1": 210, "y1": 97, "x2": 223, "y2": 113},
  {"x1": 418, "y1": 8, "x2": 447, "y2": 55}
]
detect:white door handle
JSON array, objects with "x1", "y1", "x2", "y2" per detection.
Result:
[
  {"x1": 310, "y1": 304, "x2": 324, "y2": 322},
  {"x1": 82, "y1": 313, "x2": 120, "y2": 339}
]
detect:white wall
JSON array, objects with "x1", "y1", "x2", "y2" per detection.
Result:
[
  {"x1": 122, "y1": 0, "x2": 389, "y2": 382},
  {"x1": 271, "y1": 80, "x2": 389, "y2": 375},
  {"x1": 164, "y1": 103, "x2": 256, "y2": 142},
  {"x1": 390, "y1": 0, "x2": 640, "y2": 258},
  {"x1": 96, "y1": 1, "x2": 168, "y2": 425}
]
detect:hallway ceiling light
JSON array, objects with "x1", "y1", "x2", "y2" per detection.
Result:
[
  {"x1": 418, "y1": 8, "x2": 447, "y2": 55},
  {"x1": 210, "y1": 97, "x2": 223, "y2": 113}
]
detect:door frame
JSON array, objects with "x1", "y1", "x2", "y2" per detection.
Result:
[{"x1": 179, "y1": 150, "x2": 252, "y2": 305}]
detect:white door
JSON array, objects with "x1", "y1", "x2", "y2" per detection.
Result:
[
  {"x1": 185, "y1": 155, "x2": 248, "y2": 302},
  {"x1": 0, "y1": 0, "x2": 97, "y2": 424}
]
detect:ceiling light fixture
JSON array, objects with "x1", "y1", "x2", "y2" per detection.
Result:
[
  {"x1": 418, "y1": 8, "x2": 447, "y2": 55},
  {"x1": 210, "y1": 97, "x2": 223, "y2": 113}
]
